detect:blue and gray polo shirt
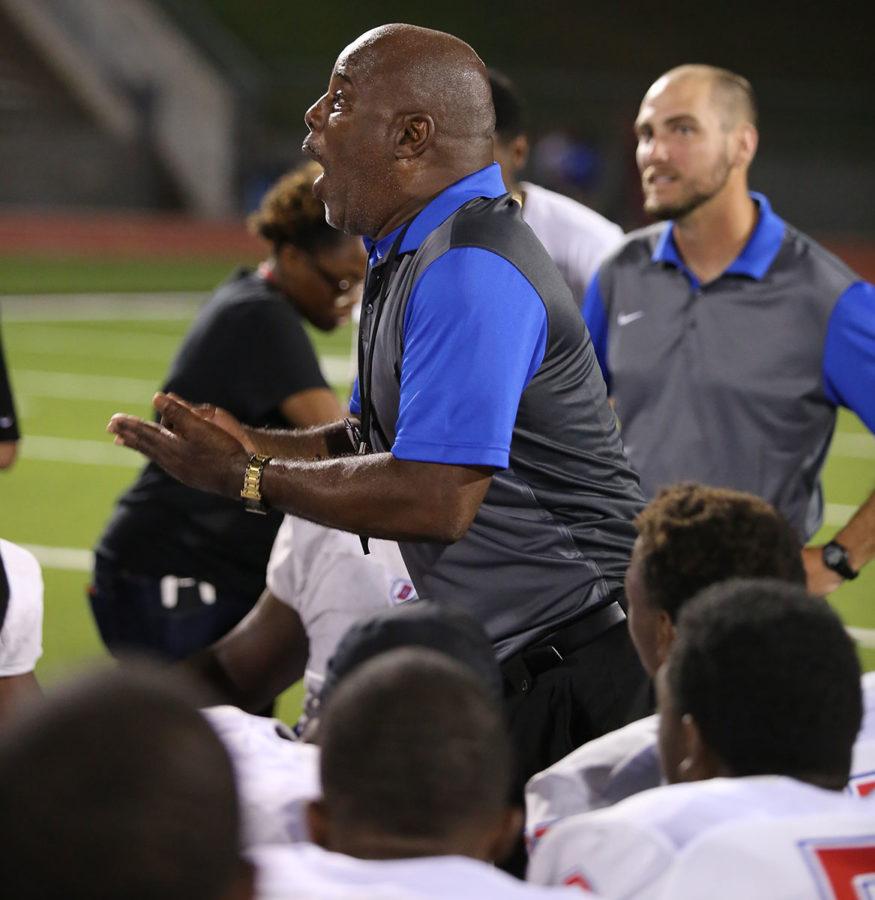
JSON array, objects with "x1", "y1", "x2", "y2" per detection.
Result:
[
  {"x1": 584, "y1": 192, "x2": 875, "y2": 538},
  {"x1": 351, "y1": 164, "x2": 643, "y2": 659}
]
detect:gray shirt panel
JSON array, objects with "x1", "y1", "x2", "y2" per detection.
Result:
[
  {"x1": 601, "y1": 223, "x2": 857, "y2": 538},
  {"x1": 361, "y1": 195, "x2": 643, "y2": 658}
]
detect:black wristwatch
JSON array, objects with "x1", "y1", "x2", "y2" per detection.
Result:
[{"x1": 822, "y1": 541, "x2": 858, "y2": 581}]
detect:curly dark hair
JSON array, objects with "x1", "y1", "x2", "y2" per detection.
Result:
[
  {"x1": 635, "y1": 483, "x2": 804, "y2": 621},
  {"x1": 246, "y1": 160, "x2": 343, "y2": 254}
]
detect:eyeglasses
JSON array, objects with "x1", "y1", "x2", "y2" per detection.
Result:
[{"x1": 307, "y1": 256, "x2": 355, "y2": 294}]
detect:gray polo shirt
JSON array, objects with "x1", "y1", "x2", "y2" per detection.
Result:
[
  {"x1": 584, "y1": 193, "x2": 860, "y2": 538},
  {"x1": 357, "y1": 175, "x2": 643, "y2": 660}
]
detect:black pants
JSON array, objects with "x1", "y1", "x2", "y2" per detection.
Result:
[
  {"x1": 503, "y1": 619, "x2": 651, "y2": 787},
  {"x1": 500, "y1": 615, "x2": 651, "y2": 878}
]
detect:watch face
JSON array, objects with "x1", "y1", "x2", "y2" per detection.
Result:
[{"x1": 824, "y1": 543, "x2": 845, "y2": 568}]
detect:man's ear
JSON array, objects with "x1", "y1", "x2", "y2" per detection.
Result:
[
  {"x1": 654, "y1": 610, "x2": 676, "y2": 669},
  {"x1": 395, "y1": 113, "x2": 435, "y2": 159},
  {"x1": 510, "y1": 133, "x2": 529, "y2": 172},
  {"x1": 223, "y1": 858, "x2": 257, "y2": 900},
  {"x1": 485, "y1": 806, "x2": 525, "y2": 864},
  {"x1": 678, "y1": 714, "x2": 721, "y2": 782},
  {"x1": 306, "y1": 799, "x2": 331, "y2": 849},
  {"x1": 733, "y1": 122, "x2": 758, "y2": 168}
]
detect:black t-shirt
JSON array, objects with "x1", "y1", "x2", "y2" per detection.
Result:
[
  {"x1": 0, "y1": 319, "x2": 20, "y2": 442},
  {"x1": 97, "y1": 269, "x2": 329, "y2": 597}
]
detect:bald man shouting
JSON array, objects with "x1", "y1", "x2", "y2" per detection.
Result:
[{"x1": 109, "y1": 24, "x2": 648, "y2": 779}]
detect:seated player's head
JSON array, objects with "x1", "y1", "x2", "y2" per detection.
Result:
[
  {"x1": 0, "y1": 664, "x2": 254, "y2": 900},
  {"x1": 489, "y1": 69, "x2": 529, "y2": 193},
  {"x1": 305, "y1": 599, "x2": 501, "y2": 739},
  {"x1": 627, "y1": 483, "x2": 805, "y2": 675},
  {"x1": 658, "y1": 578, "x2": 862, "y2": 790},
  {"x1": 309, "y1": 647, "x2": 521, "y2": 863}
]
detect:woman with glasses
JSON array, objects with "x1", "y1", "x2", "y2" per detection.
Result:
[{"x1": 90, "y1": 162, "x2": 365, "y2": 670}]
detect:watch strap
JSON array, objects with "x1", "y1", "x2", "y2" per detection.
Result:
[{"x1": 240, "y1": 453, "x2": 272, "y2": 514}]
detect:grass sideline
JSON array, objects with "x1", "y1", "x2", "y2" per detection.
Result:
[{"x1": 1, "y1": 259, "x2": 873, "y2": 729}]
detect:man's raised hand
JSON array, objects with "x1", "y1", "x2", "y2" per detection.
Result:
[{"x1": 108, "y1": 392, "x2": 250, "y2": 498}]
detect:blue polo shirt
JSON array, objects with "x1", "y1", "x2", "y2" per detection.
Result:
[
  {"x1": 583, "y1": 193, "x2": 875, "y2": 429},
  {"x1": 350, "y1": 164, "x2": 547, "y2": 468}
]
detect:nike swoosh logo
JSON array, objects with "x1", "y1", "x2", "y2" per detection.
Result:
[{"x1": 617, "y1": 311, "x2": 645, "y2": 326}]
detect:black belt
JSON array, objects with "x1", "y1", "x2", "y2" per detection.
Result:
[{"x1": 501, "y1": 600, "x2": 627, "y2": 694}]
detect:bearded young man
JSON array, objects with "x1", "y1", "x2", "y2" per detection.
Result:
[
  {"x1": 583, "y1": 65, "x2": 875, "y2": 595},
  {"x1": 108, "y1": 24, "x2": 648, "y2": 783}
]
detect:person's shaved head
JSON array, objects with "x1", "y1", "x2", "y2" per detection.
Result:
[
  {"x1": 304, "y1": 24, "x2": 495, "y2": 238},
  {"x1": 340, "y1": 24, "x2": 495, "y2": 143},
  {"x1": 650, "y1": 64, "x2": 757, "y2": 130}
]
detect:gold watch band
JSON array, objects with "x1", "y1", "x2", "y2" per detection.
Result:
[{"x1": 240, "y1": 453, "x2": 272, "y2": 514}]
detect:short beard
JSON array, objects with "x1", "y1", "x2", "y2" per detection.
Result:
[
  {"x1": 645, "y1": 189, "x2": 717, "y2": 222},
  {"x1": 644, "y1": 152, "x2": 733, "y2": 222}
]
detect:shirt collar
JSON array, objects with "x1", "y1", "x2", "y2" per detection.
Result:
[
  {"x1": 651, "y1": 192, "x2": 786, "y2": 281},
  {"x1": 363, "y1": 163, "x2": 507, "y2": 263}
]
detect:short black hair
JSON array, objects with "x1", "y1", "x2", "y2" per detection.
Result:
[
  {"x1": 667, "y1": 579, "x2": 862, "y2": 786},
  {"x1": 0, "y1": 664, "x2": 244, "y2": 900},
  {"x1": 489, "y1": 69, "x2": 526, "y2": 141},
  {"x1": 319, "y1": 647, "x2": 513, "y2": 843},
  {"x1": 320, "y1": 599, "x2": 502, "y2": 707},
  {"x1": 636, "y1": 483, "x2": 805, "y2": 621}
]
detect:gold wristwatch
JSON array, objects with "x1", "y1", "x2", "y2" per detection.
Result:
[{"x1": 240, "y1": 453, "x2": 272, "y2": 514}]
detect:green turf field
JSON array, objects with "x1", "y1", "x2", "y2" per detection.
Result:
[{"x1": 1, "y1": 261, "x2": 873, "y2": 730}]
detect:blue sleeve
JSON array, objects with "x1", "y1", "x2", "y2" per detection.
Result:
[
  {"x1": 393, "y1": 247, "x2": 547, "y2": 468},
  {"x1": 582, "y1": 271, "x2": 611, "y2": 392},
  {"x1": 349, "y1": 378, "x2": 361, "y2": 415},
  {"x1": 823, "y1": 281, "x2": 875, "y2": 431}
]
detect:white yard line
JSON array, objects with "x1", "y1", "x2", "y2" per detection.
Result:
[
  {"x1": 824, "y1": 503, "x2": 859, "y2": 526},
  {"x1": 847, "y1": 627, "x2": 875, "y2": 650},
  {"x1": 13, "y1": 369, "x2": 159, "y2": 402},
  {"x1": 26, "y1": 536, "x2": 875, "y2": 650},
  {"x1": 23, "y1": 544, "x2": 93, "y2": 572},
  {"x1": 21, "y1": 434, "x2": 142, "y2": 468},
  {"x1": 12, "y1": 355, "x2": 352, "y2": 405},
  {"x1": 830, "y1": 432, "x2": 875, "y2": 460},
  {"x1": 0, "y1": 293, "x2": 206, "y2": 321},
  {"x1": 6, "y1": 326, "x2": 183, "y2": 359}
]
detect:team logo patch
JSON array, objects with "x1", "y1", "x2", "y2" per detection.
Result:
[
  {"x1": 390, "y1": 579, "x2": 417, "y2": 605},
  {"x1": 799, "y1": 835, "x2": 875, "y2": 899}
]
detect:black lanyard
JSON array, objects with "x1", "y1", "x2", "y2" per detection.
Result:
[
  {"x1": 355, "y1": 222, "x2": 411, "y2": 554},
  {"x1": 356, "y1": 221, "x2": 411, "y2": 455}
]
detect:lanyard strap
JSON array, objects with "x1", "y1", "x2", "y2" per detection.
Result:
[
  {"x1": 356, "y1": 221, "x2": 411, "y2": 455},
  {"x1": 355, "y1": 222, "x2": 410, "y2": 555}
]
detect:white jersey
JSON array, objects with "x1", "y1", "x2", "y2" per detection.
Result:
[
  {"x1": 660, "y1": 809, "x2": 875, "y2": 900},
  {"x1": 527, "y1": 776, "x2": 865, "y2": 899},
  {"x1": 251, "y1": 843, "x2": 589, "y2": 900},
  {"x1": 519, "y1": 182, "x2": 623, "y2": 306},
  {"x1": 266, "y1": 517, "x2": 416, "y2": 700},
  {"x1": 850, "y1": 671, "x2": 875, "y2": 798},
  {"x1": 527, "y1": 675, "x2": 875, "y2": 842},
  {"x1": 0, "y1": 539, "x2": 43, "y2": 676},
  {"x1": 203, "y1": 706, "x2": 320, "y2": 847},
  {"x1": 525, "y1": 714, "x2": 660, "y2": 848}
]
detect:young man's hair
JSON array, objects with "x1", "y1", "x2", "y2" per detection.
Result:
[
  {"x1": 319, "y1": 647, "x2": 512, "y2": 843},
  {"x1": 635, "y1": 483, "x2": 804, "y2": 620},
  {"x1": 247, "y1": 160, "x2": 344, "y2": 254},
  {"x1": 0, "y1": 664, "x2": 246, "y2": 900},
  {"x1": 489, "y1": 69, "x2": 526, "y2": 141},
  {"x1": 663, "y1": 64, "x2": 758, "y2": 129},
  {"x1": 667, "y1": 578, "x2": 862, "y2": 786}
]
